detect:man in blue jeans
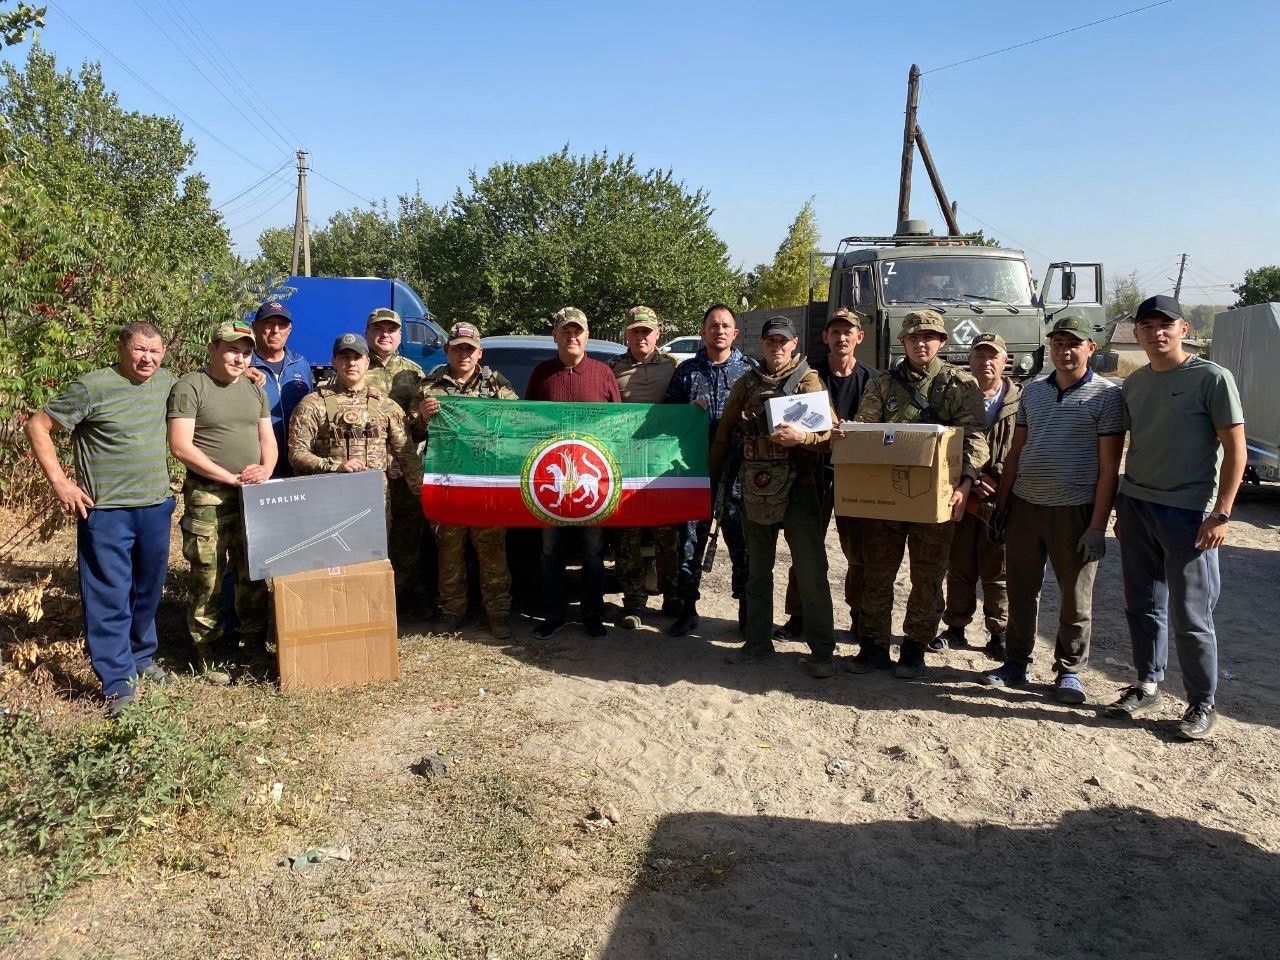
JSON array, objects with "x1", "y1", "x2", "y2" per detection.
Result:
[
  {"x1": 25, "y1": 322, "x2": 177, "y2": 717},
  {"x1": 1106, "y1": 296, "x2": 1246, "y2": 740}
]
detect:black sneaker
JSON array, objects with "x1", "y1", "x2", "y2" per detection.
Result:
[
  {"x1": 583, "y1": 615, "x2": 608, "y2": 639},
  {"x1": 1177, "y1": 702, "x2": 1217, "y2": 741},
  {"x1": 724, "y1": 644, "x2": 774, "y2": 665},
  {"x1": 1104, "y1": 685, "x2": 1160, "y2": 719},
  {"x1": 894, "y1": 640, "x2": 927, "y2": 680},
  {"x1": 668, "y1": 608, "x2": 700, "y2": 637},
  {"x1": 929, "y1": 625, "x2": 966, "y2": 653},
  {"x1": 846, "y1": 643, "x2": 894, "y2": 674},
  {"x1": 772, "y1": 616, "x2": 804, "y2": 641},
  {"x1": 983, "y1": 633, "x2": 1007, "y2": 661},
  {"x1": 106, "y1": 691, "x2": 136, "y2": 719},
  {"x1": 533, "y1": 618, "x2": 565, "y2": 641},
  {"x1": 806, "y1": 656, "x2": 836, "y2": 679}
]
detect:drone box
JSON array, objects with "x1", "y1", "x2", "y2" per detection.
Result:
[
  {"x1": 242, "y1": 470, "x2": 387, "y2": 580},
  {"x1": 273, "y1": 559, "x2": 399, "y2": 691},
  {"x1": 831, "y1": 423, "x2": 962, "y2": 524},
  {"x1": 764, "y1": 390, "x2": 833, "y2": 434}
]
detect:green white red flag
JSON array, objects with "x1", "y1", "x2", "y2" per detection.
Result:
[{"x1": 421, "y1": 399, "x2": 710, "y2": 527}]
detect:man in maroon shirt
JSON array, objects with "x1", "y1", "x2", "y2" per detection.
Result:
[{"x1": 527, "y1": 307, "x2": 620, "y2": 640}]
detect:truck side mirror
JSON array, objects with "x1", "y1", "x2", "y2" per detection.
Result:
[{"x1": 1060, "y1": 271, "x2": 1077, "y2": 302}]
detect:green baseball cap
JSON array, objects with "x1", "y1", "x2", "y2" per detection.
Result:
[
  {"x1": 1049, "y1": 313, "x2": 1095, "y2": 342},
  {"x1": 213, "y1": 319, "x2": 254, "y2": 343},
  {"x1": 900, "y1": 309, "x2": 947, "y2": 338},
  {"x1": 625, "y1": 305, "x2": 659, "y2": 332},
  {"x1": 367, "y1": 307, "x2": 402, "y2": 328},
  {"x1": 970, "y1": 332, "x2": 1008, "y2": 354},
  {"x1": 828, "y1": 307, "x2": 866, "y2": 329}
]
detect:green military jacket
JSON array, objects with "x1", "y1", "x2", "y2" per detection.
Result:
[
  {"x1": 364, "y1": 353, "x2": 425, "y2": 414},
  {"x1": 413, "y1": 364, "x2": 518, "y2": 440},
  {"x1": 855, "y1": 357, "x2": 990, "y2": 481},
  {"x1": 287, "y1": 382, "x2": 423, "y2": 491}
]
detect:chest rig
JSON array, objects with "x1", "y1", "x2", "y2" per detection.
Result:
[
  {"x1": 316, "y1": 388, "x2": 384, "y2": 463},
  {"x1": 739, "y1": 360, "x2": 812, "y2": 460}
]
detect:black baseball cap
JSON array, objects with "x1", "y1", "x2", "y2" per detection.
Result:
[
  {"x1": 1135, "y1": 295, "x2": 1183, "y2": 323},
  {"x1": 254, "y1": 300, "x2": 292, "y2": 324},
  {"x1": 760, "y1": 316, "x2": 798, "y2": 339},
  {"x1": 332, "y1": 333, "x2": 369, "y2": 357}
]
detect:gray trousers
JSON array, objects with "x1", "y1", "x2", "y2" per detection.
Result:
[
  {"x1": 1005, "y1": 495, "x2": 1097, "y2": 674},
  {"x1": 1115, "y1": 492, "x2": 1220, "y2": 707}
]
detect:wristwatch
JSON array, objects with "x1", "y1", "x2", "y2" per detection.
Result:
[{"x1": 1211, "y1": 511, "x2": 1230, "y2": 523}]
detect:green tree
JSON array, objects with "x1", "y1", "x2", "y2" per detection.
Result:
[
  {"x1": 1233, "y1": 265, "x2": 1280, "y2": 308},
  {"x1": 424, "y1": 147, "x2": 738, "y2": 334},
  {"x1": 0, "y1": 1, "x2": 43, "y2": 48},
  {"x1": 1106, "y1": 269, "x2": 1144, "y2": 319},
  {"x1": 1186, "y1": 303, "x2": 1223, "y2": 335},
  {"x1": 753, "y1": 198, "x2": 826, "y2": 310}
]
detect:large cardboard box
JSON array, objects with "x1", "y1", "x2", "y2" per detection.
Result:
[
  {"x1": 273, "y1": 559, "x2": 399, "y2": 691},
  {"x1": 242, "y1": 470, "x2": 387, "y2": 580},
  {"x1": 831, "y1": 423, "x2": 962, "y2": 523},
  {"x1": 765, "y1": 390, "x2": 833, "y2": 433}
]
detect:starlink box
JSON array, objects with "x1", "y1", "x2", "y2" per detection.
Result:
[
  {"x1": 273, "y1": 559, "x2": 399, "y2": 691},
  {"x1": 242, "y1": 470, "x2": 387, "y2": 580},
  {"x1": 831, "y1": 422, "x2": 962, "y2": 523},
  {"x1": 764, "y1": 390, "x2": 833, "y2": 434}
]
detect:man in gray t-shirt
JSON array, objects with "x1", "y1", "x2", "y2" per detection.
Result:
[
  {"x1": 1105, "y1": 296, "x2": 1246, "y2": 741},
  {"x1": 25, "y1": 322, "x2": 176, "y2": 715}
]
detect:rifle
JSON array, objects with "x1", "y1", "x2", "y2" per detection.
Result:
[{"x1": 702, "y1": 444, "x2": 742, "y2": 573}]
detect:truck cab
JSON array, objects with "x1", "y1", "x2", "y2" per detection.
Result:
[{"x1": 824, "y1": 222, "x2": 1106, "y2": 378}]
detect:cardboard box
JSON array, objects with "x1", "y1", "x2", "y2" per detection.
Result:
[
  {"x1": 242, "y1": 470, "x2": 388, "y2": 581},
  {"x1": 273, "y1": 559, "x2": 399, "y2": 691},
  {"x1": 765, "y1": 390, "x2": 833, "y2": 433},
  {"x1": 831, "y1": 422, "x2": 962, "y2": 523}
]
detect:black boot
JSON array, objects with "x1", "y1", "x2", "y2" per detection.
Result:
[
  {"x1": 772, "y1": 615, "x2": 804, "y2": 641},
  {"x1": 669, "y1": 604, "x2": 700, "y2": 637}
]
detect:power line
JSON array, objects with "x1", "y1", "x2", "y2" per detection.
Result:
[
  {"x1": 953, "y1": 204, "x2": 1052, "y2": 261},
  {"x1": 310, "y1": 167, "x2": 378, "y2": 206},
  {"x1": 226, "y1": 183, "x2": 296, "y2": 231},
  {"x1": 215, "y1": 159, "x2": 293, "y2": 210},
  {"x1": 45, "y1": 0, "x2": 277, "y2": 174},
  {"x1": 923, "y1": 1, "x2": 1176, "y2": 75}
]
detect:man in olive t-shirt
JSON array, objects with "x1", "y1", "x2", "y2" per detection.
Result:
[
  {"x1": 1106, "y1": 296, "x2": 1246, "y2": 741},
  {"x1": 25, "y1": 322, "x2": 176, "y2": 715},
  {"x1": 167, "y1": 320, "x2": 276, "y2": 677}
]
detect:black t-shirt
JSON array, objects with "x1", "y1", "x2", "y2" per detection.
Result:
[{"x1": 814, "y1": 357, "x2": 878, "y2": 422}]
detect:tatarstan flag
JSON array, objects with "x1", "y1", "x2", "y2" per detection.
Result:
[{"x1": 422, "y1": 399, "x2": 710, "y2": 527}]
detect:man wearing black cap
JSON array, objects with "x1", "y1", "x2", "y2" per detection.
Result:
[
  {"x1": 250, "y1": 300, "x2": 313, "y2": 478},
  {"x1": 1105, "y1": 295, "x2": 1245, "y2": 741},
  {"x1": 710, "y1": 315, "x2": 837, "y2": 677}
]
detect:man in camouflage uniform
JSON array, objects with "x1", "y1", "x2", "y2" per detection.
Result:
[
  {"x1": 710, "y1": 316, "x2": 837, "y2": 678},
  {"x1": 288, "y1": 334, "x2": 424, "y2": 602},
  {"x1": 363, "y1": 307, "x2": 429, "y2": 613},
  {"x1": 851, "y1": 310, "x2": 988, "y2": 680},
  {"x1": 416, "y1": 322, "x2": 519, "y2": 639},
  {"x1": 609, "y1": 306, "x2": 682, "y2": 630}
]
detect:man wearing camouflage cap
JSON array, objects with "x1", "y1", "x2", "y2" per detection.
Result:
[
  {"x1": 981, "y1": 313, "x2": 1123, "y2": 704},
  {"x1": 417, "y1": 322, "x2": 520, "y2": 639},
  {"x1": 609, "y1": 306, "x2": 682, "y2": 629},
  {"x1": 289, "y1": 334, "x2": 424, "y2": 611},
  {"x1": 363, "y1": 307, "x2": 430, "y2": 614},
  {"x1": 852, "y1": 309, "x2": 988, "y2": 680},
  {"x1": 167, "y1": 319, "x2": 276, "y2": 681},
  {"x1": 934, "y1": 332, "x2": 1022, "y2": 660}
]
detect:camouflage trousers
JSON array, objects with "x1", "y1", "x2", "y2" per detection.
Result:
[
  {"x1": 860, "y1": 518, "x2": 955, "y2": 647},
  {"x1": 616, "y1": 525, "x2": 679, "y2": 612},
  {"x1": 434, "y1": 523, "x2": 511, "y2": 620},
  {"x1": 388, "y1": 475, "x2": 423, "y2": 592},
  {"x1": 180, "y1": 474, "x2": 267, "y2": 652},
  {"x1": 943, "y1": 510, "x2": 1008, "y2": 636}
]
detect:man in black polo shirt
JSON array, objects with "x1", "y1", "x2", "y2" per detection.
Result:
[{"x1": 774, "y1": 307, "x2": 879, "y2": 643}]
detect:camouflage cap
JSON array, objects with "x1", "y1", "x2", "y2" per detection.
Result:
[
  {"x1": 367, "y1": 306, "x2": 402, "y2": 328},
  {"x1": 827, "y1": 306, "x2": 866, "y2": 329},
  {"x1": 332, "y1": 332, "x2": 370, "y2": 357},
  {"x1": 213, "y1": 319, "x2": 255, "y2": 343},
  {"x1": 899, "y1": 309, "x2": 947, "y2": 338},
  {"x1": 447, "y1": 321, "x2": 483, "y2": 347},
  {"x1": 970, "y1": 332, "x2": 1008, "y2": 354},
  {"x1": 625, "y1": 305, "x2": 659, "y2": 332},
  {"x1": 1048, "y1": 312, "x2": 1095, "y2": 342},
  {"x1": 552, "y1": 306, "x2": 589, "y2": 333}
]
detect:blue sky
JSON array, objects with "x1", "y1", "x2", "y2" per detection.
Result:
[{"x1": 14, "y1": 0, "x2": 1279, "y2": 304}]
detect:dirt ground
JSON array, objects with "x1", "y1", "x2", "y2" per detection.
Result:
[{"x1": 9, "y1": 485, "x2": 1280, "y2": 960}]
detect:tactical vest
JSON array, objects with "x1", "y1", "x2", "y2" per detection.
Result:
[
  {"x1": 887, "y1": 361, "x2": 961, "y2": 424},
  {"x1": 314, "y1": 386, "x2": 385, "y2": 465},
  {"x1": 737, "y1": 360, "x2": 810, "y2": 525}
]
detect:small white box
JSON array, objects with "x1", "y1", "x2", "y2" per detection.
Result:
[{"x1": 765, "y1": 391, "x2": 833, "y2": 433}]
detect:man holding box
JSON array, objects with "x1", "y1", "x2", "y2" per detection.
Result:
[
  {"x1": 710, "y1": 316, "x2": 837, "y2": 677},
  {"x1": 851, "y1": 310, "x2": 988, "y2": 680}
]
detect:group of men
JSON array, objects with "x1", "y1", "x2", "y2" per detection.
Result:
[{"x1": 28, "y1": 291, "x2": 1244, "y2": 740}]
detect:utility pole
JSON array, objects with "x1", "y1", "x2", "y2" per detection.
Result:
[
  {"x1": 913, "y1": 126, "x2": 961, "y2": 236},
  {"x1": 896, "y1": 64, "x2": 921, "y2": 229},
  {"x1": 1173, "y1": 252, "x2": 1187, "y2": 301},
  {"x1": 291, "y1": 149, "x2": 311, "y2": 277}
]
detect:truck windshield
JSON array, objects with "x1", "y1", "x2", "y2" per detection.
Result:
[{"x1": 880, "y1": 257, "x2": 1032, "y2": 306}]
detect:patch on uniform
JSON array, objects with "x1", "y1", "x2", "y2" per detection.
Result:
[
  {"x1": 886, "y1": 395, "x2": 899, "y2": 413},
  {"x1": 342, "y1": 410, "x2": 361, "y2": 424},
  {"x1": 753, "y1": 470, "x2": 772, "y2": 489}
]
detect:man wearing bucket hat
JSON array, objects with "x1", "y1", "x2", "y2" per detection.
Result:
[
  {"x1": 852, "y1": 309, "x2": 988, "y2": 680},
  {"x1": 167, "y1": 319, "x2": 276, "y2": 681},
  {"x1": 417, "y1": 321, "x2": 520, "y2": 639}
]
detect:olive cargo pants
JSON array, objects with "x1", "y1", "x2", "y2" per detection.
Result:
[
  {"x1": 434, "y1": 523, "x2": 511, "y2": 621},
  {"x1": 860, "y1": 518, "x2": 955, "y2": 647},
  {"x1": 943, "y1": 510, "x2": 1008, "y2": 637}
]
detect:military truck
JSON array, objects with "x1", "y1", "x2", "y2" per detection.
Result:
[{"x1": 814, "y1": 220, "x2": 1110, "y2": 378}]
